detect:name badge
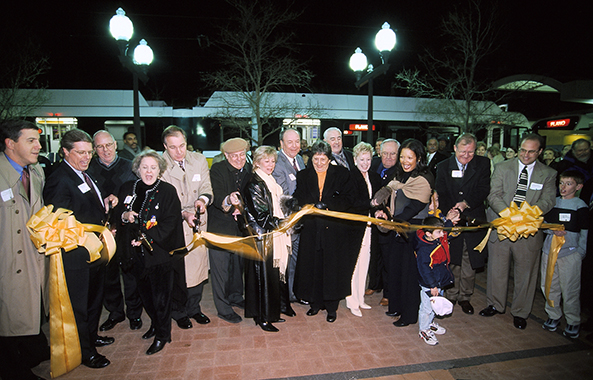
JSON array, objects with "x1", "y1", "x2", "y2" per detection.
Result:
[
  {"x1": 451, "y1": 170, "x2": 463, "y2": 178},
  {"x1": 1, "y1": 188, "x2": 14, "y2": 202},
  {"x1": 124, "y1": 195, "x2": 134, "y2": 204},
  {"x1": 559, "y1": 213, "x2": 571, "y2": 222},
  {"x1": 78, "y1": 183, "x2": 91, "y2": 193},
  {"x1": 530, "y1": 182, "x2": 543, "y2": 190},
  {"x1": 289, "y1": 173, "x2": 296, "y2": 181},
  {"x1": 192, "y1": 174, "x2": 201, "y2": 182}
]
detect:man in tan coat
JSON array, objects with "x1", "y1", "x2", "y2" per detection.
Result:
[
  {"x1": 0, "y1": 120, "x2": 49, "y2": 380},
  {"x1": 161, "y1": 125, "x2": 212, "y2": 328}
]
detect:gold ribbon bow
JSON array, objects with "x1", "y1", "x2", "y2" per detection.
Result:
[{"x1": 26, "y1": 205, "x2": 116, "y2": 378}]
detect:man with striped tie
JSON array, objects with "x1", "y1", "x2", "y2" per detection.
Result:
[{"x1": 480, "y1": 134, "x2": 557, "y2": 330}]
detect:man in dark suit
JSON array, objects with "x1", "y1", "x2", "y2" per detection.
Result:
[
  {"x1": 324, "y1": 127, "x2": 354, "y2": 170},
  {"x1": 427, "y1": 137, "x2": 448, "y2": 177},
  {"x1": 44, "y1": 129, "x2": 118, "y2": 368},
  {"x1": 479, "y1": 134, "x2": 557, "y2": 330},
  {"x1": 435, "y1": 133, "x2": 490, "y2": 315},
  {"x1": 272, "y1": 128, "x2": 305, "y2": 307}
]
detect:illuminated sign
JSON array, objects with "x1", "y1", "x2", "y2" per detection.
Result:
[
  {"x1": 546, "y1": 118, "x2": 571, "y2": 128},
  {"x1": 348, "y1": 124, "x2": 375, "y2": 131}
]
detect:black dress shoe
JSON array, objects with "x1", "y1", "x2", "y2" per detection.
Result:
[
  {"x1": 257, "y1": 321, "x2": 279, "y2": 332},
  {"x1": 513, "y1": 316, "x2": 527, "y2": 330},
  {"x1": 176, "y1": 316, "x2": 193, "y2": 329},
  {"x1": 218, "y1": 312, "x2": 242, "y2": 323},
  {"x1": 99, "y1": 317, "x2": 125, "y2": 331},
  {"x1": 273, "y1": 318, "x2": 286, "y2": 323},
  {"x1": 94, "y1": 336, "x2": 115, "y2": 347},
  {"x1": 459, "y1": 300, "x2": 474, "y2": 315},
  {"x1": 297, "y1": 299, "x2": 309, "y2": 305},
  {"x1": 393, "y1": 320, "x2": 410, "y2": 327},
  {"x1": 142, "y1": 326, "x2": 156, "y2": 340},
  {"x1": 82, "y1": 354, "x2": 110, "y2": 368},
  {"x1": 146, "y1": 339, "x2": 167, "y2": 355},
  {"x1": 129, "y1": 318, "x2": 143, "y2": 330},
  {"x1": 306, "y1": 308, "x2": 319, "y2": 316},
  {"x1": 385, "y1": 311, "x2": 401, "y2": 317},
  {"x1": 281, "y1": 306, "x2": 296, "y2": 317},
  {"x1": 191, "y1": 312, "x2": 211, "y2": 325},
  {"x1": 479, "y1": 305, "x2": 503, "y2": 317},
  {"x1": 326, "y1": 313, "x2": 337, "y2": 323}
]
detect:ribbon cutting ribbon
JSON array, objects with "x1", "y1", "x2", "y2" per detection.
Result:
[{"x1": 26, "y1": 205, "x2": 116, "y2": 378}]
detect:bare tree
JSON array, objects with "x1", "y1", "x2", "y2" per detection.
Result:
[
  {"x1": 202, "y1": 0, "x2": 316, "y2": 145},
  {"x1": 394, "y1": 0, "x2": 520, "y2": 132},
  {"x1": 0, "y1": 39, "x2": 50, "y2": 121}
]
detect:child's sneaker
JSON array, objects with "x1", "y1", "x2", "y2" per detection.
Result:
[
  {"x1": 429, "y1": 322, "x2": 446, "y2": 335},
  {"x1": 542, "y1": 318, "x2": 561, "y2": 332},
  {"x1": 419, "y1": 330, "x2": 439, "y2": 345},
  {"x1": 563, "y1": 324, "x2": 580, "y2": 338}
]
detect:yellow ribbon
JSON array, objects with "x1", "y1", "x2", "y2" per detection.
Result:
[{"x1": 26, "y1": 205, "x2": 116, "y2": 378}]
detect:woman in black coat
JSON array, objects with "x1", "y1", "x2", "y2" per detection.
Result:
[
  {"x1": 118, "y1": 150, "x2": 185, "y2": 355},
  {"x1": 293, "y1": 140, "x2": 358, "y2": 322},
  {"x1": 242, "y1": 146, "x2": 294, "y2": 332}
]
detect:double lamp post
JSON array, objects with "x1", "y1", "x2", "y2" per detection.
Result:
[
  {"x1": 109, "y1": 8, "x2": 154, "y2": 147},
  {"x1": 349, "y1": 22, "x2": 396, "y2": 143}
]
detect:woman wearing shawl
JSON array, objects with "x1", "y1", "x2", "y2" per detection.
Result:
[{"x1": 242, "y1": 146, "x2": 294, "y2": 332}]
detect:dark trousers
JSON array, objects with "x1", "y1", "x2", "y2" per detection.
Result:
[
  {"x1": 367, "y1": 229, "x2": 384, "y2": 291},
  {"x1": 209, "y1": 248, "x2": 244, "y2": 316},
  {"x1": 0, "y1": 332, "x2": 49, "y2": 380},
  {"x1": 135, "y1": 263, "x2": 174, "y2": 342},
  {"x1": 62, "y1": 248, "x2": 106, "y2": 361},
  {"x1": 103, "y1": 256, "x2": 143, "y2": 321},
  {"x1": 287, "y1": 233, "x2": 300, "y2": 301},
  {"x1": 171, "y1": 281, "x2": 205, "y2": 320}
]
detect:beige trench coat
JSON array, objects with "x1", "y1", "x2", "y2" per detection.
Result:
[
  {"x1": 0, "y1": 154, "x2": 48, "y2": 336},
  {"x1": 161, "y1": 150, "x2": 212, "y2": 287}
]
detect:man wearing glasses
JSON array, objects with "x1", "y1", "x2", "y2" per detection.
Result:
[
  {"x1": 44, "y1": 129, "x2": 119, "y2": 368},
  {"x1": 87, "y1": 131, "x2": 141, "y2": 333}
]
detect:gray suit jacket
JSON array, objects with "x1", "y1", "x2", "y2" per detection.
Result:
[
  {"x1": 272, "y1": 150, "x2": 305, "y2": 195},
  {"x1": 486, "y1": 158, "x2": 557, "y2": 224}
]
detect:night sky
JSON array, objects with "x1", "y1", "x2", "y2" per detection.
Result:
[{"x1": 3, "y1": 0, "x2": 592, "y2": 118}]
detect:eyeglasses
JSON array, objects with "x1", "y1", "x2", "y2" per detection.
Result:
[
  {"x1": 72, "y1": 150, "x2": 94, "y2": 157},
  {"x1": 95, "y1": 142, "x2": 115, "y2": 150},
  {"x1": 381, "y1": 152, "x2": 397, "y2": 157}
]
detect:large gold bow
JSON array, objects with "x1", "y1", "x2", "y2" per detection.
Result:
[{"x1": 26, "y1": 205, "x2": 116, "y2": 378}]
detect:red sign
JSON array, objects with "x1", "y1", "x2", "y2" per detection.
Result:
[
  {"x1": 348, "y1": 124, "x2": 375, "y2": 131},
  {"x1": 546, "y1": 119, "x2": 571, "y2": 128}
]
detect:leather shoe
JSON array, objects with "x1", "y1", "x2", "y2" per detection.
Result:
[
  {"x1": 365, "y1": 289, "x2": 376, "y2": 295},
  {"x1": 218, "y1": 312, "x2": 242, "y2": 323},
  {"x1": 273, "y1": 318, "x2": 286, "y2": 323},
  {"x1": 82, "y1": 354, "x2": 110, "y2": 368},
  {"x1": 146, "y1": 339, "x2": 167, "y2": 355},
  {"x1": 257, "y1": 321, "x2": 279, "y2": 332},
  {"x1": 306, "y1": 308, "x2": 320, "y2": 316},
  {"x1": 385, "y1": 311, "x2": 401, "y2": 317},
  {"x1": 326, "y1": 313, "x2": 337, "y2": 323},
  {"x1": 393, "y1": 320, "x2": 410, "y2": 327},
  {"x1": 281, "y1": 306, "x2": 296, "y2": 317},
  {"x1": 94, "y1": 336, "x2": 115, "y2": 347},
  {"x1": 176, "y1": 316, "x2": 193, "y2": 329},
  {"x1": 479, "y1": 305, "x2": 503, "y2": 317},
  {"x1": 513, "y1": 316, "x2": 527, "y2": 330},
  {"x1": 459, "y1": 300, "x2": 474, "y2": 315},
  {"x1": 296, "y1": 299, "x2": 309, "y2": 305},
  {"x1": 379, "y1": 298, "x2": 389, "y2": 306},
  {"x1": 142, "y1": 326, "x2": 156, "y2": 340},
  {"x1": 191, "y1": 313, "x2": 211, "y2": 325},
  {"x1": 129, "y1": 318, "x2": 143, "y2": 330},
  {"x1": 99, "y1": 317, "x2": 124, "y2": 331}
]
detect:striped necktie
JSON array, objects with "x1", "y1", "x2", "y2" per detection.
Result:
[
  {"x1": 21, "y1": 166, "x2": 30, "y2": 200},
  {"x1": 513, "y1": 166, "x2": 528, "y2": 207}
]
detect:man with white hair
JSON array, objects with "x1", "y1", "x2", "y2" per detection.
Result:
[{"x1": 324, "y1": 127, "x2": 354, "y2": 170}]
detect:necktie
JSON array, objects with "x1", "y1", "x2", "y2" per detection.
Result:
[
  {"x1": 178, "y1": 161, "x2": 185, "y2": 171},
  {"x1": 292, "y1": 158, "x2": 299, "y2": 171},
  {"x1": 513, "y1": 166, "x2": 528, "y2": 207},
  {"x1": 83, "y1": 172, "x2": 102, "y2": 205},
  {"x1": 21, "y1": 166, "x2": 30, "y2": 200},
  {"x1": 334, "y1": 153, "x2": 348, "y2": 169}
]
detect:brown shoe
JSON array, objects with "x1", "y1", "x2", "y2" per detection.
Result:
[
  {"x1": 379, "y1": 298, "x2": 389, "y2": 306},
  {"x1": 365, "y1": 289, "x2": 375, "y2": 296}
]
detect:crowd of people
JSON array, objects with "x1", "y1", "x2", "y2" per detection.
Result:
[{"x1": 1, "y1": 119, "x2": 592, "y2": 378}]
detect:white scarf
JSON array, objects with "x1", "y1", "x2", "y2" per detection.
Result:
[{"x1": 254, "y1": 168, "x2": 291, "y2": 282}]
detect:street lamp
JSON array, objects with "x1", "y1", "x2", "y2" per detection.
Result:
[
  {"x1": 109, "y1": 7, "x2": 153, "y2": 148},
  {"x1": 350, "y1": 22, "x2": 396, "y2": 143}
]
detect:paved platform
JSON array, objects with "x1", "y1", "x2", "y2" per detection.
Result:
[{"x1": 33, "y1": 267, "x2": 593, "y2": 379}]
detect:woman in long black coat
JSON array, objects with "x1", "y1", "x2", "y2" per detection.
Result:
[
  {"x1": 117, "y1": 150, "x2": 186, "y2": 355},
  {"x1": 293, "y1": 140, "x2": 358, "y2": 323}
]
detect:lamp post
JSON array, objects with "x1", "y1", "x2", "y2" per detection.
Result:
[
  {"x1": 109, "y1": 8, "x2": 154, "y2": 148},
  {"x1": 350, "y1": 22, "x2": 396, "y2": 143}
]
